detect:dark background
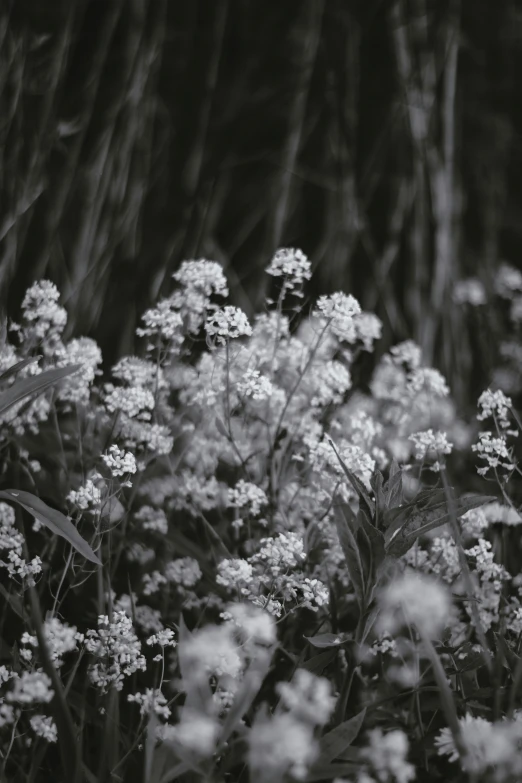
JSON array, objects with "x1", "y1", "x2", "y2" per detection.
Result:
[{"x1": 1, "y1": 0, "x2": 521, "y2": 402}]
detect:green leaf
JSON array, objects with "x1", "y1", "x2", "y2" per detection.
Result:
[
  {"x1": 0, "y1": 489, "x2": 101, "y2": 565},
  {"x1": 385, "y1": 493, "x2": 496, "y2": 557},
  {"x1": 301, "y1": 649, "x2": 338, "y2": 674},
  {"x1": 383, "y1": 460, "x2": 403, "y2": 511},
  {"x1": 304, "y1": 633, "x2": 350, "y2": 649},
  {"x1": 305, "y1": 761, "x2": 360, "y2": 782},
  {"x1": 328, "y1": 438, "x2": 375, "y2": 519},
  {"x1": 333, "y1": 503, "x2": 365, "y2": 609},
  {"x1": 0, "y1": 356, "x2": 40, "y2": 385},
  {"x1": 0, "y1": 364, "x2": 81, "y2": 417},
  {"x1": 316, "y1": 708, "x2": 366, "y2": 764}
]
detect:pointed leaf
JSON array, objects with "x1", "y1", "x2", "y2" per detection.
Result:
[
  {"x1": 333, "y1": 502, "x2": 365, "y2": 609},
  {"x1": 0, "y1": 364, "x2": 81, "y2": 417},
  {"x1": 301, "y1": 649, "x2": 338, "y2": 674},
  {"x1": 0, "y1": 489, "x2": 101, "y2": 565},
  {"x1": 317, "y1": 708, "x2": 366, "y2": 764},
  {"x1": 384, "y1": 460, "x2": 403, "y2": 511},
  {"x1": 304, "y1": 633, "x2": 350, "y2": 649},
  {"x1": 328, "y1": 438, "x2": 375, "y2": 519},
  {"x1": 0, "y1": 356, "x2": 40, "y2": 385}
]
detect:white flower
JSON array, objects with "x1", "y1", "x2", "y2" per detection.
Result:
[
  {"x1": 277, "y1": 669, "x2": 336, "y2": 726},
  {"x1": 205, "y1": 306, "x2": 252, "y2": 344},
  {"x1": 146, "y1": 629, "x2": 177, "y2": 649},
  {"x1": 408, "y1": 429, "x2": 453, "y2": 471},
  {"x1": 136, "y1": 299, "x2": 184, "y2": 344},
  {"x1": 354, "y1": 312, "x2": 383, "y2": 351},
  {"x1": 453, "y1": 278, "x2": 487, "y2": 306},
  {"x1": 406, "y1": 367, "x2": 450, "y2": 397},
  {"x1": 181, "y1": 623, "x2": 243, "y2": 682},
  {"x1": 164, "y1": 557, "x2": 202, "y2": 587},
  {"x1": 103, "y1": 384, "x2": 155, "y2": 419},
  {"x1": 163, "y1": 710, "x2": 219, "y2": 756},
  {"x1": 128, "y1": 689, "x2": 171, "y2": 720},
  {"x1": 102, "y1": 444, "x2": 137, "y2": 477},
  {"x1": 477, "y1": 389, "x2": 513, "y2": 430},
  {"x1": 173, "y1": 259, "x2": 229, "y2": 298},
  {"x1": 29, "y1": 715, "x2": 57, "y2": 743},
  {"x1": 266, "y1": 248, "x2": 312, "y2": 292},
  {"x1": 85, "y1": 611, "x2": 146, "y2": 692},
  {"x1": 495, "y1": 263, "x2": 522, "y2": 298},
  {"x1": 21, "y1": 280, "x2": 67, "y2": 341},
  {"x1": 7, "y1": 671, "x2": 54, "y2": 704},
  {"x1": 237, "y1": 369, "x2": 274, "y2": 400},
  {"x1": 227, "y1": 480, "x2": 268, "y2": 517},
  {"x1": 216, "y1": 558, "x2": 254, "y2": 591},
  {"x1": 67, "y1": 479, "x2": 101, "y2": 511},
  {"x1": 377, "y1": 569, "x2": 452, "y2": 639},
  {"x1": 435, "y1": 713, "x2": 522, "y2": 777},
  {"x1": 314, "y1": 292, "x2": 362, "y2": 342},
  {"x1": 362, "y1": 728, "x2": 415, "y2": 783},
  {"x1": 472, "y1": 431, "x2": 515, "y2": 475},
  {"x1": 248, "y1": 713, "x2": 318, "y2": 781},
  {"x1": 134, "y1": 505, "x2": 168, "y2": 535},
  {"x1": 220, "y1": 602, "x2": 277, "y2": 650}
]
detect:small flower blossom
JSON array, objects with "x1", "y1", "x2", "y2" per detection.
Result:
[
  {"x1": 128, "y1": 689, "x2": 171, "y2": 720},
  {"x1": 67, "y1": 479, "x2": 101, "y2": 511},
  {"x1": 453, "y1": 278, "x2": 487, "y2": 306},
  {"x1": 164, "y1": 557, "x2": 202, "y2": 587},
  {"x1": 377, "y1": 569, "x2": 452, "y2": 639},
  {"x1": 362, "y1": 728, "x2": 415, "y2": 783},
  {"x1": 248, "y1": 713, "x2": 318, "y2": 781},
  {"x1": 85, "y1": 611, "x2": 146, "y2": 692},
  {"x1": 237, "y1": 369, "x2": 274, "y2": 400},
  {"x1": 472, "y1": 431, "x2": 515, "y2": 476},
  {"x1": 7, "y1": 671, "x2": 54, "y2": 704},
  {"x1": 406, "y1": 367, "x2": 450, "y2": 398},
  {"x1": 228, "y1": 480, "x2": 268, "y2": 517},
  {"x1": 477, "y1": 389, "x2": 513, "y2": 430},
  {"x1": 21, "y1": 618, "x2": 84, "y2": 668},
  {"x1": 102, "y1": 444, "x2": 137, "y2": 477},
  {"x1": 314, "y1": 292, "x2": 362, "y2": 342},
  {"x1": 220, "y1": 602, "x2": 277, "y2": 650},
  {"x1": 21, "y1": 280, "x2": 67, "y2": 342},
  {"x1": 409, "y1": 429, "x2": 453, "y2": 471},
  {"x1": 104, "y1": 384, "x2": 155, "y2": 419},
  {"x1": 354, "y1": 312, "x2": 383, "y2": 351},
  {"x1": 435, "y1": 713, "x2": 522, "y2": 777},
  {"x1": 277, "y1": 669, "x2": 336, "y2": 726},
  {"x1": 266, "y1": 248, "x2": 312, "y2": 293},
  {"x1": 29, "y1": 715, "x2": 57, "y2": 743},
  {"x1": 164, "y1": 710, "x2": 219, "y2": 756},
  {"x1": 495, "y1": 263, "x2": 522, "y2": 298},
  {"x1": 216, "y1": 558, "x2": 254, "y2": 592},
  {"x1": 205, "y1": 306, "x2": 252, "y2": 344},
  {"x1": 173, "y1": 259, "x2": 229, "y2": 298},
  {"x1": 146, "y1": 629, "x2": 177, "y2": 649},
  {"x1": 136, "y1": 299, "x2": 184, "y2": 345},
  {"x1": 134, "y1": 505, "x2": 168, "y2": 535}
]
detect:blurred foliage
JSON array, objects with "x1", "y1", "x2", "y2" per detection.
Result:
[{"x1": 1, "y1": 0, "x2": 522, "y2": 398}]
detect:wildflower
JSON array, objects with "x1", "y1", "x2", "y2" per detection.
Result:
[
  {"x1": 250, "y1": 532, "x2": 306, "y2": 573},
  {"x1": 406, "y1": 367, "x2": 450, "y2": 398},
  {"x1": 482, "y1": 501, "x2": 522, "y2": 526},
  {"x1": 435, "y1": 714, "x2": 522, "y2": 778},
  {"x1": 111, "y1": 356, "x2": 166, "y2": 389},
  {"x1": 216, "y1": 558, "x2": 254, "y2": 593},
  {"x1": 361, "y1": 728, "x2": 415, "y2": 783},
  {"x1": 390, "y1": 340, "x2": 422, "y2": 370},
  {"x1": 266, "y1": 248, "x2": 312, "y2": 293},
  {"x1": 495, "y1": 263, "x2": 522, "y2": 298},
  {"x1": 472, "y1": 431, "x2": 515, "y2": 476},
  {"x1": 134, "y1": 505, "x2": 168, "y2": 535},
  {"x1": 136, "y1": 298, "x2": 184, "y2": 344},
  {"x1": 21, "y1": 280, "x2": 67, "y2": 342},
  {"x1": 181, "y1": 623, "x2": 243, "y2": 682},
  {"x1": 308, "y1": 361, "x2": 351, "y2": 407},
  {"x1": 164, "y1": 557, "x2": 202, "y2": 587},
  {"x1": 295, "y1": 576, "x2": 330, "y2": 611},
  {"x1": 227, "y1": 480, "x2": 268, "y2": 517},
  {"x1": 408, "y1": 429, "x2": 453, "y2": 471},
  {"x1": 67, "y1": 479, "x2": 101, "y2": 511},
  {"x1": 354, "y1": 312, "x2": 383, "y2": 351},
  {"x1": 477, "y1": 389, "x2": 513, "y2": 430},
  {"x1": 453, "y1": 278, "x2": 487, "y2": 306},
  {"x1": 146, "y1": 629, "x2": 177, "y2": 649},
  {"x1": 56, "y1": 337, "x2": 102, "y2": 403},
  {"x1": 85, "y1": 611, "x2": 146, "y2": 692},
  {"x1": 128, "y1": 689, "x2": 171, "y2": 720},
  {"x1": 142, "y1": 571, "x2": 168, "y2": 596},
  {"x1": 277, "y1": 669, "x2": 336, "y2": 726},
  {"x1": 21, "y1": 618, "x2": 84, "y2": 668},
  {"x1": 7, "y1": 671, "x2": 54, "y2": 704},
  {"x1": 248, "y1": 713, "x2": 318, "y2": 781},
  {"x1": 377, "y1": 569, "x2": 452, "y2": 639},
  {"x1": 173, "y1": 259, "x2": 229, "y2": 298},
  {"x1": 0, "y1": 501, "x2": 42, "y2": 582},
  {"x1": 103, "y1": 384, "x2": 155, "y2": 419},
  {"x1": 237, "y1": 369, "x2": 274, "y2": 400},
  {"x1": 205, "y1": 306, "x2": 252, "y2": 344},
  {"x1": 29, "y1": 715, "x2": 57, "y2": 743},
  {"x1": 102, "y1": 444, "x2": 137, "y2": 477},
  {"x1": 314, "y1": 292, "x2": 362, "y2": 342},
  {"x1": 221, "y1": 602, "x2": 277, "y2": 651},
  {"x1": 164, "y1": 709, "x2": 219, "y2": 756}
]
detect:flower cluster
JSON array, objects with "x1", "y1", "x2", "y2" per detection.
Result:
[{"x1": 85, "y1": 612, "x2": 146, "y2": 691}]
